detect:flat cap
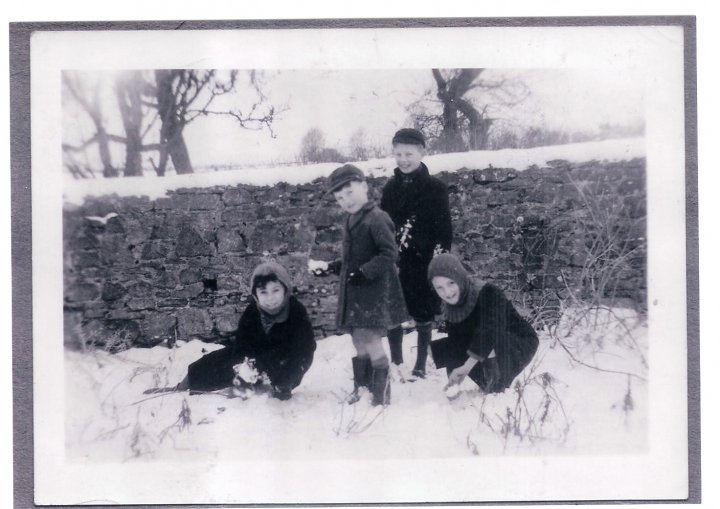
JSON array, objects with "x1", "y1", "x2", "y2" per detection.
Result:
[{"x1": 327, "y1": 164, "x2": 365, "y2": 193}]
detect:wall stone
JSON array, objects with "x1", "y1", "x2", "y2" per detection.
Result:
[{"x1": 63, "y1": 158, "x2": 647, "y2": 350}]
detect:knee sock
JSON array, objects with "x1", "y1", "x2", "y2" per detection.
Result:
[
  {"x1": 413, "y1": 322, "x2": 432, "y2": 372},
  {"x1": 387, "y1": 326, "x2": 404, "y2": 365},
  {"x1": 370, "y1": 355, "x2": 390, "y2": 370}
]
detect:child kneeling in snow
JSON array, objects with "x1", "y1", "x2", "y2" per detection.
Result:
[
  {"x1": 427, "y1": 254, "x2": 539, "y2": 394},
  {"x1": 177, "y1": 262, "x2": 316, "y2": 401}
]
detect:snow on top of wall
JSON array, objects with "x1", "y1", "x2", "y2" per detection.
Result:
[{"x1": 63, "y1": 137, "x2": 644, "y2": 205}]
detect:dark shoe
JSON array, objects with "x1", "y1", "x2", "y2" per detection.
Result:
[
  {"x1": 271, "y1": 386, "x2": 293, "y2": 401},
  {"x1": 411, "y1": 368, "x2": 426, "y2": 379},
  {"x1": 370, "y1": 366, "x2": 391, "y2": 406}
]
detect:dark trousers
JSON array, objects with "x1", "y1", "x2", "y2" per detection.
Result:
[{"x1": 187, "y1": 345, "x2": 313, "y2": 392}]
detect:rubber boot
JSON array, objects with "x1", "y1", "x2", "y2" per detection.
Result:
[
  {"x1": 370, "y1": 366, "x2": 391, "y2": 406},
  {"x1": 387, "y1": 326, "x2": 404, "y2": 365},
  {"x1": 412, "y1": 322, "x2": 432, "y2": 378},
  {"x1": 348, "y1": 356, "x2": 372, "y2": 404}
]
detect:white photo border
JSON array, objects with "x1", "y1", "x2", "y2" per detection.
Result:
[{"x1": 10, "y1": 17, "x2": 699, "y2": 507}]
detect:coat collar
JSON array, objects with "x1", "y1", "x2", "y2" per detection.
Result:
[
  {"x1": 392, "y1": 162, "x2": 431, "y2": 182},
  {"x1": 346, "y1": 200, "x2": 376, "y2": 232}
]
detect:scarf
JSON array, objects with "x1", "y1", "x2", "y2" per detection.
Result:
[{"x1": 427, "y1": 253, "x2": 481, "y2": 323}]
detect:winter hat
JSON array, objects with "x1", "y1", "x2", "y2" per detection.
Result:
[
  {"x1": 250, "y1": 261, "x2": 293, "y2": 294},
  {"x1": 392, "y1": 128, "x2": 426, "y2": 147},
  {"x1": 427, "y1": 253, "x2": 481, "y2": 323},
  {"x1": 250, "y1": 262, "x2": 293, "y2": 329},
  {"x1": 327, "y1": 164, "x2": 365, "y2": 193}
]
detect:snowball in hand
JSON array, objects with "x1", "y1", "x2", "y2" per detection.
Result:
[
  {"x1": 308, "y1": 259, "x2": 329, "y2": 275},
  {"x1": 234, "y1": 360, "x2": 260, "y2": 385}
]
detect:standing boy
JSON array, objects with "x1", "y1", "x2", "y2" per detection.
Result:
[
  {"x1": 381, "y1": 128, "x2": 452, "y2": 379},
  {"x1": 310, "y1": 164, "x2": 408, "y2": 406}
]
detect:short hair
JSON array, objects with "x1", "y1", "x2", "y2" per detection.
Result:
[{"x1": 251, "y1": 273, "x2": 286, "y2": 295}]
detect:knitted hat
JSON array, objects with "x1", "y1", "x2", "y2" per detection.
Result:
[
  {"x1": 427, "y1": 253, "x2": 480, "y2": 323},
  {"x1": 392, "y1": 128, "x2": 426, "y2": 147},
  {"x1": 250, "y1": 261, "x2": 293, "y2": 295},
  {"x1": 327, "y1": 164, "x2": 365, "y2": 193},
  {"x1": 250, "y1": 261, "x2": 293, "y2": 326}
]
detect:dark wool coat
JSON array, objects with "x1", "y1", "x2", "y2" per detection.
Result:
[
  {"x1": 380, "y1": 163, "x2": 452, "y2": 321},
  {"x1": 433, "y1": 284, "x2": 539, "y2": 390},
  {"x1": 187, "y1": 296, "x2": 316, "y2": 392},
  {"x1": 336, "y1": 201, "x2": 408, "y2": 330}
]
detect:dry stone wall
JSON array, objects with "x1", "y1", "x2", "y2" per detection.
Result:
[{"x1": 63, "y1": 158, "x2": 646, "y2": 351}]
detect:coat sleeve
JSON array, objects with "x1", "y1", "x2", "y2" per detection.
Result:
[
  {"x1": 360, "y1": 213, "x2": 399, "y2": 280},
  {"x1": 271, "y1": 303, "x2": 316, "y2": 389},
  {"x1": 379, "y1": 181, "x2": 393, "y2": 217},
  {"x1": 289, "y1": 302, "x2": 316, "y2": 358},
  {"x1": 467, "y1": 287, "x2": 507, "y2": 361},
  {"x1": 232, "y1": 305, "x2": 258, "y2": 359}
]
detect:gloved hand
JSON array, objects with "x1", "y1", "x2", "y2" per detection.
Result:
[
  {"x1": 347, "y1": 270, "x2": 369, "y2": 286},
  {"x1": 482, "y1": 357, "x2": 502, "y2": 393}
]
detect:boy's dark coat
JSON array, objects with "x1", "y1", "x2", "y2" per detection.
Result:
[
  {"x1": 380, "y1": 163, "x2": 452, "y2": 321},
  {"x1": 433, "y1": 284, "x2": 539, "y2": 390},
  {"x1": 187, "y1": 296, "x2": 316, "y2": 391},
  {"x1": 336, "y1": 201, "x2": 408, "y2": 330}
]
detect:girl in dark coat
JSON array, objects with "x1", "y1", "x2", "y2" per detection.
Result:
[
  {"x1": 427, "y1": 254, "x2": 538, "y2": 393},
  {"x1": 178, "y1": 262, "x2": 316, "y2": 400}
]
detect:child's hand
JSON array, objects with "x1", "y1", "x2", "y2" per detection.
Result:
[
  {"x1": 448, "y1": 365, "x2": 470, "y2": 386},
  {"x1": 308, "y1": 259, "x2": 329, "y2": 276},
  {"x1": 347, "y1": 270, "x2": 368, "y2": 286}
]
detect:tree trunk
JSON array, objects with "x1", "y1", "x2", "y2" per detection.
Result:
[
  {"x1": 155, "y1": 70, "x2": 194, "y2": 175},
  {"x1": 167, "y1": 131, "x2": 193, "y2": 174},
  {"x1": 96, "y1": 126, "x2": 117, "y2": 178},
  {"x1": 115, "y1": 71, "x2": 145, "y2": 177}
]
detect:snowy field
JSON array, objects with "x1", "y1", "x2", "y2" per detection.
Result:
[
  {"x1": 63, "y1": 137, "x2": 644, "y2": 205},
  {"x1": 66, "y1": 306, "x2": 647, "y2": 462}
]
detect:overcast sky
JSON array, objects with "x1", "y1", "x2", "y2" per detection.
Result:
[{"x1": 63, "y1": 68, "x2": 645, "y2": 169}]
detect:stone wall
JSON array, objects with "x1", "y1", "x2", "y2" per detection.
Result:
[{"x1": 63, "y1": 158, "x2": 646, "y2": 350}]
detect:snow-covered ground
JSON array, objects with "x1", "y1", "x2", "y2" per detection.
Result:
[
  {"x1": 63, "y1": 139, "x2": 648, "y2": 462},
  {"x1": 66, "y1": 306, "x2": 647, "y2": 462},
  {"x1": 63, "y1": 137, "x2": 644, "y2": 205}
]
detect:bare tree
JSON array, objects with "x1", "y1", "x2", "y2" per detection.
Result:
[
  {"x1": 63, "y1": 70, "x2": 285, "y2": 178},
  {"x1": 114, "y1": 71, "x2": 150, "y2": 177},
  {"x1": 151, "y1": 70, "x2": 284, "y2": 175},
  {"x1": 299, "y1": 127, "x2": 326, "y2": 163},
  {"x1": 62, "y1": 72, "x2": 119, "y2": 178},
  {"x1": 409, "y1": 69, "x2": 529, "y2": 153}
]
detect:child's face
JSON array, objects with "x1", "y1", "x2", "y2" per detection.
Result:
[
  {"x1": 255, "y1": 281, "x2": 286, "y2": 313},
  {"x1": 333, "y1": 180, "x2": 369, "y2": 214},
  {"x1": 393, "y1": 143, "x2": 425, "y2": 174},
  {"x1": 432, "y1": 276, "x2": 461, "y2": 305}
]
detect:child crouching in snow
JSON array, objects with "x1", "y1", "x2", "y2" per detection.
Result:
[
  {"x1": 427, "y1": 253, "x2": 538, "y2": 395},
  {"x1": 310, "y1": 164, "x2": 408, "y2": 406},
  {"x1": 174, "y1": 262, "x2": 316, "y2": 401}
]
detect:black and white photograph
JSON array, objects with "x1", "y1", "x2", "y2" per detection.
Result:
[{"x1": 12, "y1": 17, "x2": 698, "y2": 506}]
